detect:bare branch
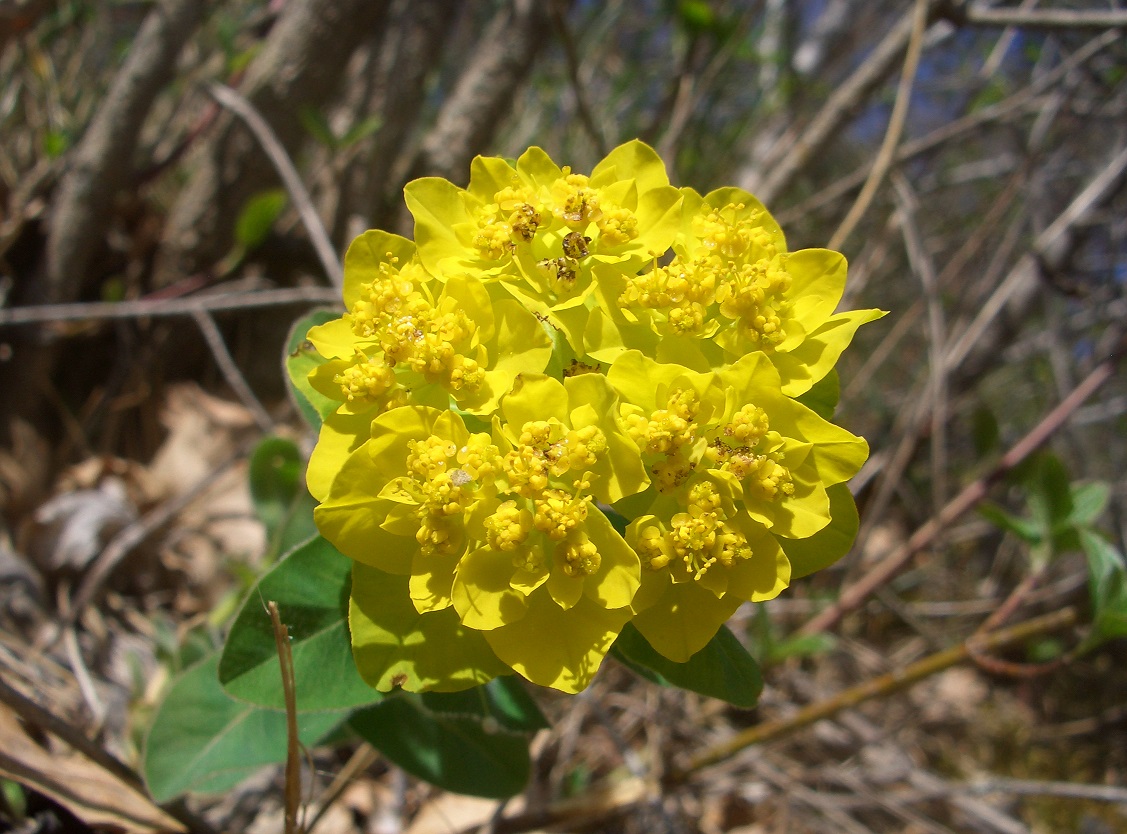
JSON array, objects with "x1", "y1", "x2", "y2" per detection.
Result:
[
  {"x1": 208, "y1": 82, "x2": 343, "y2": 288},
  {"x1": 155, "y1": 0, "x2": 388, "y2": 284},
  {"x1": 966, "y1": 777, "x2": 1127, "y2": 805},
  {"x1": 0, "y1": 286, "x2": 340, "y2": 327},
  {"x1": 749, "y1": 0, "x2": 945, "y2": 204},
  {"x1": 778, "y1": 30, "x2": 1120, "y2": 225},
  {"x1": 353, "y1": 0, "x2": 466, "y2": 228},
  {"x1": 828, "y1": 0, "x2": 928, "y2": 250},
  {"x1": 550, "y1": 0, "x2": 607, "y2": 156},
  {"x1": 407, "y1": 0, "x2": 554, "y2": 183},
  {"x1": 800, "y1": 353, "x2": 1118, "y2": 636},
  {"x1": 679, "y1": 607, "x2": 1079, "y2": 775},
  {"x1": 944, "y1": 142, "x2": 1127, "y2": 379},
  {"x1": 959, "y1": 4, "x2": 1127, "y2": 31},
  {"x1": 191, "y1": 308, "x2": 274, "y2": 433},
  {"x1": 43, "y1": 0, "x2": 209, "y2": 303}
]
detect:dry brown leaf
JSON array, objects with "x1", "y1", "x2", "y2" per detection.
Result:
[
  {"x1": 146, "y1": 383, "x2": 265, "y2": 591},
  {"x1": 148, "y1": 382, "x2": 257, "y2": 494},
  {"x1": 404, "y1": 793, "x2": 502, "y2": 834},
  {"x1": 0, "y1": 703, "x2": 185, "y2": 833},
  {"x1": 33, "y1": 477, "x2": 137, "y2": 570}
]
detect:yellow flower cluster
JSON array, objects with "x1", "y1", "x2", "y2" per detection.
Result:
[{"x1": 307, "y1": 141, "x2": 882, "y2": 693}]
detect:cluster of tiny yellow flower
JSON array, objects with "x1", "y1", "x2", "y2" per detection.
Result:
[{"x1": 306, "y1": 141, "x2": 882, "y2": 693}]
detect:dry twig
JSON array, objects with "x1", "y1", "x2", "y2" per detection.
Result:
[
  {"x1": 0, "y1": 286, "x2": 341, "y2": 327},
  {"x1": 801, "y1": 354, "x2": 1117, "y2": 636},
  {"x1": 191, "y1": 307, "x2": 274, "y2": 432},
  {"x1": 208, "y1": 83, "x2": 343, "y2": 288},
  {"x1": 679, "y1": 607, "x2": 1078, "y2": 777},
  {"x1": 269, "y1": 601, "x2": 302, "y2": 834},
  {"x1": 960, "y1": 5, "x2": 1127, "y2": 30},
  {"x1": 828, "y1": 0, "x2": 928, "y2": 250}
]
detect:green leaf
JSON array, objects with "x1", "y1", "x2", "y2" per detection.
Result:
[
  {"x1": 1079, "y1": 529, "x2": 1127, "y2": 650},
  {"x1": 43, "y1": 129, "x2": 70, "y2": 158},
  {"x1": 234, "y1": 189, "x2": 287, "y2": 250},
  {"x1": 340, "y1": 115, "x2": 383, "y2": 148},
  {"x1": 349, "y1": 695, "x2": 531, "y2": 798},
  {"x1": 285, "y1": 310, "x2": 341, "y2": 430},
  {"x1": 143, "y1": 653, "x2": 343, "y2": 802},
  {"x1": 248, "y1": 436, "x2": 318, "y2": 559},
  {"x1": 767, "y1": 632, "x2": 836, "y2": 664},
  {"x1": 612, "y1": 623, "x2": 762, "y2": 708},
  {"x1": 1, "y1": 778, "x2": 26, "y2": 821},
  {"x1": 978, "y1": 503, "x2": 1044, "y2": 545},
  {"x1": 1024, "y1": 453, "x2": 1074, "y2": 534},
  {"x1": 219, "y1": 536, "x2": 381, "y2": 711},
  {"x1": 971, "y1": 405, "x2": 1000, "y2": 457},
  {"x1": 299, "y1": 106, "x2": 338, "y2": 149},
  {"x1": 1068, "y1": 482, "x2": 1110, "y2": 528},
  {"x1": 421, "y1": 678, "x2": 549, "y2": 733},
  {"x1": 794, "y1": 367, "x2": 840, "y2": 421},
  {"x1": 676, "y1": 0, "x2": 716, "y2": 33}
]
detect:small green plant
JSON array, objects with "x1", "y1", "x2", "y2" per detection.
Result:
[
  {"x1": 143, "y1": 139, "x2": 881, "y2": 801},
  {"x1": 979, "y1": 452, "x2": 1127, "y2": 652}
]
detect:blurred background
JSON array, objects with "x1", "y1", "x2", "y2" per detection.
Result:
[{"x1": 1, "y1": 1, "x2": 1126, "y2": 832}]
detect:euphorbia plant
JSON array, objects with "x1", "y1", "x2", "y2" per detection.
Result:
[
  {"x1": 144, "y1": 140, "x2": 883, "y2": 805},
  {"x1": 306, "y1": 140, "x2": 881, "y2": 694}
]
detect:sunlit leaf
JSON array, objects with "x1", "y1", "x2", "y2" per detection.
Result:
[
  {"x1": 285, "y1": 309, "x2": 341, "y2": 430},
  {"x1": 144, "y1": 653, "x2": 342, "y2": 802},
  {"x1": 1079, "y1": 529, "x2": 1127, "y2": 650},
  {"x1": 234, "y1": 189, "x2": 287, "y2": 250},
  {"x1": 219, "y1": 536, "x2": 380, "y2": 711}
]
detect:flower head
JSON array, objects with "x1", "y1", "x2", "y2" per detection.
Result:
[
  {"x1": 607, "y1": 350, "x2": 868, "y2": 660},
  {"x1": 304, "y1": 140, "x2": 879, "y2": 693},
  {"x1": 316, "y1": 374, "x2": 648, "y2": 693},
  {"x1": 587, "y1": 187, "x2": 885, "y2": 396},
  {"x1": 405, "y1": 140, "x2": 683, "y2": 353}
]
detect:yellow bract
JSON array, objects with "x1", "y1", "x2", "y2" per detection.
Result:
[{"x1": 306, "y1": 140, "x2": 880, "y2": 693}]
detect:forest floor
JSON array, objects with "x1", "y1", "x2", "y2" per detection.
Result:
[{"x1": 2, "y1": 378, "x2": 1126, "y2": 834}]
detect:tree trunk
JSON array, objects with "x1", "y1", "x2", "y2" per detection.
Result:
[{"x1": 153, "y1": 0, "x2": 388, "y2": 287}]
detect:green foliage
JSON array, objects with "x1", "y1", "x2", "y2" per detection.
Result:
[
  {"x1": 143, "y1": 653, "x2": 343, "y2": 802},
  {"x1": 747, "y1": 605, "x2": 836, "y2": 667},
  {"x1": 980, "y1": 452, "x2": 1127, "y2": 651},
  {"x1": 42, "y1": 129, "x2": 70, "y2": 158},
  {"x1": 421, "y1": 677, "x2": 549, "y2": 732},
  {"x1": 248, "y1": 436, "x2": 318, "y2": 561},
  {"x1": 613, "y1": 623, "x2": 763, "y2": 708},
  {"x1": 349, "y1": 692, "x2": 533, "y2": 798},
  {"x1": 675, "y1": 0, "x2": 716, "y2": 34},
  {"x1": 0, "y1": 779, "x2": 27, "y2": 825},
  {"x1": 234, "y1": 189, "x2": 288, "y2": 251},
  {"x1": 218, "y1": 536, "x2": 380, "y2": 712},
  {"x1": 1078, "y1": 529, "x2": 1127, "y2": 651},
  {"x1": 284, "y1": 310, "x2": 339, "y2": 429},
  {"x1": 971, "y1": 405, "x2": 1000, "y2": 457},
  {"x1": 980, "y1": 454, "x2": 1103, "y2": 568},
  {"x1": 300, "y1": 106, "x2": 382, "y2": 151}
]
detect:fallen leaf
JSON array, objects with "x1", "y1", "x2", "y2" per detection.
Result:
[
  {"x1": 0, "y1": 702, "x2": 185, "y2": 833},
  {"x1": 33, "y1": 478, "x2": 137, "y2": 570}
]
